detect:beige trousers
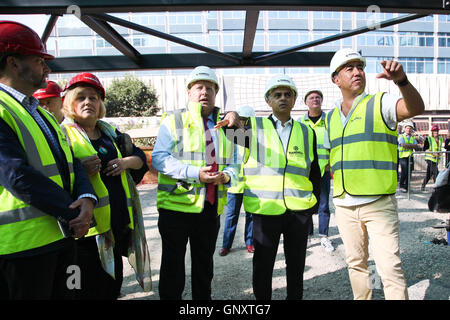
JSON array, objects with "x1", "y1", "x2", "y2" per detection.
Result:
[{"x1": 335, "y1": 195, "x2": 409, "y2": 300}]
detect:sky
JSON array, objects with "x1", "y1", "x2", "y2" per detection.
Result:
[{"x1": 0, "y1": 14, "x2": 48, "y2": 36}]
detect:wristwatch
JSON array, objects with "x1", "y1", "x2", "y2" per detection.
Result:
[{"x1": 394, "y1": 76, "x2": 409, "y2": 87}]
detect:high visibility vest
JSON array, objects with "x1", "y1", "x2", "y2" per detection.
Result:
[
  {"x1": 398, "y1": 134, "x2": 415, "y2": 159},
  {"x1": 243, "y1": 117, "x2": 317, "y2": 215},
  {"x1": 326, "y1": 92, "x2": 398, "y2": 198},
  {"x1": 425, "y1": 136, "x2": 443, "y2": 163},
  {"x1": 156, "y1": 102, "x2": 233, "y2": 215},
  {"x1": 227, "y1": 144, "x2": 246, "y2": 194},
  {"x1": 0, "y1": 91, "x2": 75, "y2": 255},
  {"x1": 62, "y1": 122, "x2": 112, "y2": 236},
  {"x1": 300, "y1": 112, "x2": 330, "y2": 177}
]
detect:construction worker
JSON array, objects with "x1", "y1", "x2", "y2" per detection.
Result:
[
  {"x1": 152, "y1": 66, "x2": 241, "y2": 300},
  {"x1": 300, "y1": 89, "x2": 334, "y2": 252},
  {"x1": 243, "y1": 75, "x2": 321, "y2": 300},
  {"x1": 325, "y1": 48, "x2": 424, "y2": 300},
  {"x1": 219, "y1": 105, "x2": 255, "y2": 256},
  {"x1": 33, "y1": 80, "x2": 64, "y2": 123},
  {"x1": 0, "y1": 21, "x2": 96, "y2": 299},
  {"x1": 421, "y1": 124, "x2": 443, "y2": 191},
  {"x1": 398, "y1": 121, "x2": 421, "y2": 192}
]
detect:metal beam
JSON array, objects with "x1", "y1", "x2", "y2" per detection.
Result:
[
  {"x1": 0, "y1": 1, "x2": 448, "y2": 14},
  {"x1": 80, "y1": 15, "x2": 142, "y2": 64},
  {"x1": 46, "y1": 51, "x2": 335, "y2": 73},
  {"x1": 255, "y1": 13, "x2": 427, "y2": 63},
  {"x1": 41, "y1": 14, "x2": 60, "y2": 44},
  {"x1": 242, "y1": 10, "x2": 260, "y2": 59},
  {"x1": 91, "y1": 13, "x2": 242, "y2": 64}
]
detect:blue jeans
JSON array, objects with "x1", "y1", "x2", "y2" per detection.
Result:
[
  {"x1": 309, "y1": 170, "x2": 331, "y2": 237},
  {"x1": 222, "y1": 193, "x2": 253, "y2": 249}
]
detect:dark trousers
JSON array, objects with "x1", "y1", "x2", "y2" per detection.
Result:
[
  {"x1": 399, "y1": 157, "x2": 413, "y2": 190},
  {"x1": 252, "y1": 211, "x2": 311, "y2": 300},
  {"x1": 75, "y1": 228, "x2": 130, "y2": 300},
  {"x1": 422, "y1": 160, "x2": 439, "y2": 188},
  {"x1": 158, "y1": 202, "x2": 220, "y2": 300},
  {"x1": 0, "y1": 241, "x2": 77, "y2": 300}
]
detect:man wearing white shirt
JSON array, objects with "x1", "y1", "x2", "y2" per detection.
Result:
[
  {"x1": 325, "y1": 48, "x2": 424, "y2": 300},
  {"x1": 152, "y1": 66, "x2": 241, "y2": 300},
  {"x1": 242, "y1": 75, "x2": 321, "y2": 300}
]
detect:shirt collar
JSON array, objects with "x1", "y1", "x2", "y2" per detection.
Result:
[
  {"x1": 0, "y1": 82, "x2": 39, "y2": 111},
  {"x1": 271, "y1": 113, "x2": 293, "y2": 127},
  {"x1": 334, "y1": 92, "x2": 368, "y2": 114}
]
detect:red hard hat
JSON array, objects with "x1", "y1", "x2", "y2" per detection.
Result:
[
  {"x1": 0, "y1": 20, "x2": 54, "y2": 60},
  {"x1": 431, "y1": 124, "x2": 439, "y2": 131},
  {"x1": 33, "y1": 81, "x2": 62, "y2": 100},
  {"x1": 64, "y1": 72, "x2": 105, "y2": 100}
]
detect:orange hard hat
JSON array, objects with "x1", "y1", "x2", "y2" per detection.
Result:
[
  {"x1": 0, "y1": 21, "x2": 54, "y2": 60},
  {"x1": 431, "y1": 124, "x2": 439, "y2": 131},
  {"x1": 33, "y1": 81, "x2": 62, "y2": 100},
  {"x1": 64, "y1": 72, "x2": 105, "y2": 100}
]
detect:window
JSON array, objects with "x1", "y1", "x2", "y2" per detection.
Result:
[
  {"x1": 357, "y1": 32, "x2": 394, "y2": 47},
  {"x1": 131, "y1": 13, "x2": 165, "y2": 26},
  {"x1": 399, "y1": 32, "x2": 434, "y2": 47},
  {"x1": 365, "y1": 57, "x2": 392, "y2": 73},
  {"x1": 267, "y1": 11, "x2": 307, "y2": 19},
  {"x1": 60, "y1": 37, "x2": 93, "y2": 50},
  {"x1": 438, "y1": 33, "x2": 450, "y2": 47},
  {"x1": 223, "y1": 31, "x2": 243, "y2": 48},
  {"x1": 168, "y1": 12, "x2": 202, "y2": 25},
  {"x1": 268, "y1": 31, "x2": 309, "y2": 48},
  {"x1": 398, "y1": 57, "x2": 433, "y2": 74},
  {"x1": 437, "y1": 58, "x2": 450, "y2": 74},
  {"x1": 313, "y1": 11, "x2": 341, "y2": 19}
]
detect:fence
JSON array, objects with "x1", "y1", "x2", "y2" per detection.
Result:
[{"x1": 406, "y1": 151, "x2": 450, "y2": 199}]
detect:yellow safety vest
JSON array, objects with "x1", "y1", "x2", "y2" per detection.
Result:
[
  {"x1": 243, "y1": 117, "x2": 317, "y2": 215},
  {"x1": 326, "y1": 92, "x2": 398, "y2": 197},
  {"x1": 0, "y1": 91, "x2": 75, "y2": 255},
  {"x1": 156, "y1": 102, "x2": 232, "y2": 215},
  {"x1": 398, "y1": 134, "x2": 415, "y2": 159},
  {"x1": 62, "y1": 121, "x2": 112, "y2": 236},
  {"x1": 425, "y1": 136, "x2": 443, "y2": 163},
  {"x1": 300, "y1": 112, "x2": 330, "y2": 177}
]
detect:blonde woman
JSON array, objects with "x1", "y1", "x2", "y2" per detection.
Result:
[{"x1": 62, "y1": 72, "x2": 151, "y2": 299}]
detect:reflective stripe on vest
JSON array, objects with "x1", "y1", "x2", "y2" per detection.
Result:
[
  {"x1": 62, "y1": 123, "x2": 111, "y2": 236},
  {"x1": 425, "y1": 136, "x2": 443, "y2": 163},
  {"x1": 326, "y1": 92, "x2": 398, "y2": 198},
  {"x1": 156, "y1": 102, "x2": 231, "y2": 214},
  {"x1": 243, "y1": 117, "x2": 317, "y2": 215},
  {"x1": 0, "y1": 92, "x2": 75, "y2": 255},
  {"x1": 300, "y1": 112, "x2": 330, "y2": 176}
]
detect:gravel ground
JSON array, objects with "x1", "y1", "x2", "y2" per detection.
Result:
[{"x1": 119, "y1": 183, "x2": 449, "y2": 300}]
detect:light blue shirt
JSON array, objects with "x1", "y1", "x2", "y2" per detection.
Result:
[
  {"x1": 152, "y1": 108, "x2": 239, "y2": 187},
  {"x1": 271, "y1": 114, "x2": 293, "y2": 153}
]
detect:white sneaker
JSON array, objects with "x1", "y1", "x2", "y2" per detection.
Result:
[{"x1": 320, "y1": 237, "x2": 335, "y2": 252}]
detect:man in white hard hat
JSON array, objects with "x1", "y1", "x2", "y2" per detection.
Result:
[
  {"x1": 152, "y1": 65, "x2": 241, "y2": 300},
  {"x1": 325, "y1": 48, "x2": 424, "y2": 300},
  {"x1": 219, "y1": 106, "x2": 256, "y2": 256},
  {"x1": 242, "y1": 74, "x2": 321, "y2": 300},
  {"x1": 398, "y1": 121, "x2": 421, "y2": 192},
  {"x1": 299, "y1": 89, "x2": 334, "y2": 252}
]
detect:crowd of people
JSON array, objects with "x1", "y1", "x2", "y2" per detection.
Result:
[{"x1": 0, "y1": 20, "x2": 446, "y2": 301}]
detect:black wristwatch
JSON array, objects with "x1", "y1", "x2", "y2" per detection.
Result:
[{"x1": 394, "y1": 75, "x2": 409, "y2": 87}]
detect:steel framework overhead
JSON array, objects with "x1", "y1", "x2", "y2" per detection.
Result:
[{"x1": 1, "y1": 1, "x2": 448, "y2": 73}]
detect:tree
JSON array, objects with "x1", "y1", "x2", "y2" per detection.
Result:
[{"x1": 105, "y1": 75, "x2": 159, "y2": 117}]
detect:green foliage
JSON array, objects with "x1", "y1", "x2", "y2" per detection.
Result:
[{"x1": 105, "y1": 75, "x2": 159, "y2": 117}]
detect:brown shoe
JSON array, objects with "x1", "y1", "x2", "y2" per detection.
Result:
[
  {"x1": 219, "y1": 248, "x2": 230, "y2": 256},
  {"x1": 246, "y1": 245, "x2": 255, "y2": 253}
]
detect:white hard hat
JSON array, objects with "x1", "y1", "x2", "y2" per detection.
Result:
[
  {"x1": 329, "y1": 48, "x2": 366, "y2": 80},
  {"x1": 304, "y1": 89, "x2": 323, "y2": 102},
  {"x1": 237, "y1": 105, "x2": 255, "y2": 118},
  {"x1": 402, "y1": 121, "x2": 414, "y2": 129},
  {"x1": 186, "y1": 66, "x2": 219, "y2": 91},
  {"x1": 264, "y1": 74, "x2": 298, "y2": 101}
]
